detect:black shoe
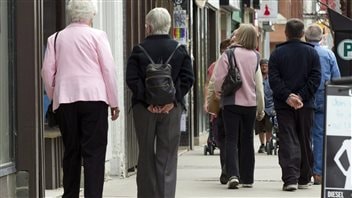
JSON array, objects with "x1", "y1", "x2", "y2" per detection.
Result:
[
  {"x1": 220, "y1": 173, "x2": 228, "y2": 185},
  {"x1": 282, "y1": 184, "x2": 297, "y2": 191},
  {"x1": 228, "y1": 176, "x2": 239, "y2": 189},
  {"x1": 258, "y1": 144, "x2": 265, "y2": 153},
  {"x1": 298, "y1": 182, "x2": 312, "y2": 189}
]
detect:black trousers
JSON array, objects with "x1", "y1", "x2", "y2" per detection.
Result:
[
  {"x1": 215, "y1": 110, "x2": 226, "y2": 174},
  {"x1": 133, "y1": 103, "x2": 182, "y2": 198},
  {"x1": 222, "y1": 105, "x2": 256, "y2": 184},
  {"x1": 57, "y1": 101, "x2": 108, "y2": 198},
  {"x1": 276, "y1": 108, "x2": 314, "y2": 185}
]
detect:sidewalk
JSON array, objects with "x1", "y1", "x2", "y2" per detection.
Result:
[
  {"x1": 102, "y1": 147, "x2": 321, "y2": 198},
  {"x1": 46, "y1": 139, "x2": 322, "y2": 198}
]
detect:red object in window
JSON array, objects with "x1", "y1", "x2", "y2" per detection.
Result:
[{"x1": 264, "y1": 4, "x2": 270, "y2": 16}]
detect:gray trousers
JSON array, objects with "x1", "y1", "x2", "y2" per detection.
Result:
[{"x1": 133, "y1": 103, "x2": 182, "y2": 198}]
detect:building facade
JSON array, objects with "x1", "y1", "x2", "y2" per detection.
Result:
[{"x1": 0, "y1": 0, "x2": 243, "y2": 197}]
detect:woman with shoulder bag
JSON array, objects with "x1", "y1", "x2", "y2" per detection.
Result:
[
  {"x1": 41, "y1": 0, "x2": 119, "y2": 197},
  {"x1": 213, "y1": 23, "x2": 265, "y2": 189}
]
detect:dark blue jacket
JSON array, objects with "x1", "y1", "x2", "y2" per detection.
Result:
[
  {"x1": 126, "y1": 35, "x2": 194, "y2": 108},
  {"x1": 269, "y1": 39, "x2": 321, "y2": 109}
]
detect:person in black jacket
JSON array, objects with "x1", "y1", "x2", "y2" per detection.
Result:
[
  {"x1": 268, "y1": 18, "x2": 321, "y2": 191},
  {"x1": 126, "y1": 7, "x2": 194, "y2": 198}
]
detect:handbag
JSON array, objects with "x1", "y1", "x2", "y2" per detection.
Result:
[
  {"x1": 221, "y1": 47, "x2": 242, "y2": 97},
  {"x1": 46, "y1": 101, "x2": 59, "y2": 128}
]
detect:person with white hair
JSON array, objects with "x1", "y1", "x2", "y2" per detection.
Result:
[
  {"x1": 126, "y1": 7, "x2": 194, "y2": 198},
  {"x1": 305, "y1": 24, "x2": 341, "y2": 185},
  {"x1": 41, "y1": 0, "x2": 119, "y2": 197}
]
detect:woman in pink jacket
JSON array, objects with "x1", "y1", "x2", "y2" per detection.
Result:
[
  {"x1": 41, "y1": 0, "x2": 119, "y2": 197},
  {"x1": 213, "y1": 24, "x2": 264, "y2": 189}
]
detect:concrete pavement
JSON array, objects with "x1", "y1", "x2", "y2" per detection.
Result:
[
  {"x1": 102, "y1": 147, "x2": 321, "y2": 198},
  {"x1": 46, "y1": 137, "x2": 322, "y2": 198}
]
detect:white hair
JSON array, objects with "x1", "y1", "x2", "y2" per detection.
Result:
[
  {"x1": 305, "y1": 24, "x2": 323, "y2": 42},
  {"x1": 67, "y1": 0, "x2": 97, "y2": 22},
  {"x1": 146, "y1": 7, "x2": 171, "y2": 34}
]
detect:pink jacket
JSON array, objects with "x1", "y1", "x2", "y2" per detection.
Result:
[
  {"x1": 214, "y1": 47, "x2": 263, "y2": 108},
  {"x1": 42, "y1": 23, "x2": 118, "y2": 110}
]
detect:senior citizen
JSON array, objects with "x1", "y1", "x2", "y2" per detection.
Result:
[
  {"x1": 41, "y1": 0, "x2": 119, "y2": 197},
  {"x1": 305, "y1": 24, "x2": 340, "y2": 185},
  {"x1": 213, "y1": 24, "x2": 264, "y2": 189},
  {"x1": 126, "y1": 7, "x2": 194, "y2": 198}
]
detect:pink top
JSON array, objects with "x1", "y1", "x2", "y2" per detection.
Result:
[
  {"x1": 207, "y1": 62, "x2": 216, "y2": 78},
  {"x1": 214, "y1": 47, "x2": 258, "y2": 106},
  {"x1": 42, "y1": 23, "x2": 118, "y2": 110}
]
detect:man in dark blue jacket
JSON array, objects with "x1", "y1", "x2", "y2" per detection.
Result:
[{"x1": 269, "y1": 18, "x2": 321, "y2": 191}]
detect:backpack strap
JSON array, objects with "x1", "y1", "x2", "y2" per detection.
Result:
[
  {"x1": 165, "y1": 43, "x2": 182, "y2": 64},
  {"x1": 139, "y1": 43, "x2": 181, "y2": 64},
  {"x1": 138, "y1": 44, "x2": 155, "y2": 64}
]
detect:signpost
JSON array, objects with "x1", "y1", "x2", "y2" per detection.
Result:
[{"x1": 323, "y1": 78, "x2": 352, "y2": 198}]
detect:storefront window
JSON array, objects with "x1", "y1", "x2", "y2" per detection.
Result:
[{"x1": 0, "y1": 0, "x2": 15, "y2": 176}]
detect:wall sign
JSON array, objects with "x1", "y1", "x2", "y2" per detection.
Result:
[
  {"x1": 337, "y1": 39, "x2": 352, "y2": 61},
  {"x1": 257, "y1": 0, "x2": 278, "y2": 21}
]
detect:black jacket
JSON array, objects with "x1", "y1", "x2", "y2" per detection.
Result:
[
  {"x1": 126, "y1": 34, "x2": 194, "y2": 108},
  {"x1": 269, "y1": 39, "x2": 321, "y2": 109}
]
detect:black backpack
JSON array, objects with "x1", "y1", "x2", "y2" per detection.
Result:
[{"x1": 138, "y1": 44, "x2": 181, "y2": 105}]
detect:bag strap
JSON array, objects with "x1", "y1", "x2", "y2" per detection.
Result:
[
  {"x1": 51, "y1": 31, "x2": 60, "y2": 109},
  {"x1": 225, "y1": 47, "x2": 238, "y2": 72},
  {"x1": 227, "y1": 46, "x2": 260, "y2": 71},
  {"x1": 53, "y1": 31, "x2": 60, "y2": 77},
  {"x1": 165, "y1": 43, "x2": 181, "y2": 64},
  {"x1": 54, "y1": 31, "x2": 60, "y2": 54},
  {"x1": 138, "y1": 43, "x2": 181, "y2": 64},
  {"x1": 138, "y1": 44, "x2": 155, "y2": 64}
]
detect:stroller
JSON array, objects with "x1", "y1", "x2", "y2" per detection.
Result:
[
  {"x1": 266, "y1": 115, "x2": 279, "y2": 155},
  {"x1": 204, "y1": 116, "x2": 218, "y2": 155}
]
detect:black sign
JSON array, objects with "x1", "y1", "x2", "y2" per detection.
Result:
[
  {"x1": 324, "y1": 82, "x2": 352, "y2": 198},
  {"x1": 328, "y1": 8, "x2": 352, "y2": 77}
]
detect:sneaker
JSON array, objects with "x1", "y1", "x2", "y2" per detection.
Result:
[
  {"x1": 228, "y1": 176, "x2": 239, "y2": 189},
  {"x1": 282, "y1": 184, "x2": 297, "y2": 191},
  {"x1": 258, "y1": 144, "x2": 265, "y2": 153},
  {"x1": 298, "y1": 182, "x2": 312, "y2": 189},
  {"x1": 220, "y1": 173, "x2": 228, "y2": 185},
  {"x1": 242, "y1": 183, "x2": 253, "y2": 188},
  {"x1": 313, "y1": 174, "x2": 321, "y2": 185}
]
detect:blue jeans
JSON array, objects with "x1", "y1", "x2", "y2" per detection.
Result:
[{"x1": 312, "y1": 110, "x2": 324, "y2": 176}]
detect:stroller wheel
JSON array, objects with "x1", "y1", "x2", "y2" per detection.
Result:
[
  {"x1": 265, "y1": 142, "x2": 270, "y2": 155},
  {"x1": 204, "y1": 145, "x2": 208, "y2": 155},
  {"x1": 209, "y1": 145, "x2": 214, "y2": 155}
]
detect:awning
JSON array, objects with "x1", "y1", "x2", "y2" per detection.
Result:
[{"x1": 328, "y1": 8, "x2": 352, "y2": 33}]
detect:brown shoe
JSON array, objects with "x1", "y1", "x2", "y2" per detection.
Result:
[{"x1": 313, "y1": 174, "x2": 321, "y2": 185}]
